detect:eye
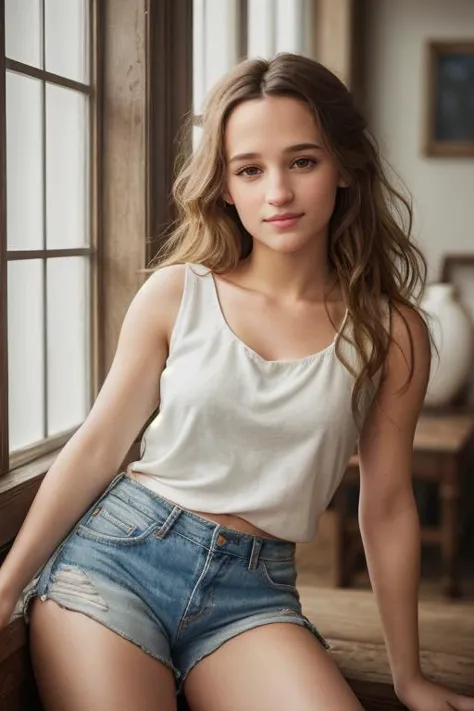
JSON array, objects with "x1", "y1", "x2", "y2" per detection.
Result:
[
  {"x1": 292, "y1": 157, "x2": 318, "y2": 169},
  {"x1": 235, "y1": 165, "x2": 262, "y2": 178}
]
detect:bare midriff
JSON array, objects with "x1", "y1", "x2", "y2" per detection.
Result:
[
  {"x1": 128, "y1": 471, "x2": 280, "y2": 540},
  {"x1": 185, "y1": 508, "x2": 281, "y2": 540}
]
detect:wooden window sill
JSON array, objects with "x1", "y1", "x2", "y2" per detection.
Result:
[
  {"x1": 0, "y1": 438, "x2": 142, "y2": 551},
  {"x1": 0, "y1": 450, "x2": 59, "y2": 548}
]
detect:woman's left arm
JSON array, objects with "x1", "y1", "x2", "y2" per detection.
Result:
[{"x1": 358, "y1": 303, "x2": 474, "y2": 711}]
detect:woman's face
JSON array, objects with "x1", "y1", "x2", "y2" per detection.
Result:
[{"x1": 224, "y1": 95, "x2": 346, "y2": 256}]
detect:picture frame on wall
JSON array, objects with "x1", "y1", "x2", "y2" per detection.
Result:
[{"x1": 423, "y1": 40, "x2": 474, "y2": 157}]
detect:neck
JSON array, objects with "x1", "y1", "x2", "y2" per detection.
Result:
[{"x1": 238, "y1": 242, "x2": 339, "y2": 303}]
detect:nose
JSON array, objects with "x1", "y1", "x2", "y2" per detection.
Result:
[{"x1": 265, "y1": 170, "x2": 294, "y2": 206}]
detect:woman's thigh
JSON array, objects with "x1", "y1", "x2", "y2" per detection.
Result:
[
  {"x1": 29, "y1": 599, "x2": 177, "y2": 711},
  {"x1": 183, "y1": 622, "x2": 363, "y2": 711}
]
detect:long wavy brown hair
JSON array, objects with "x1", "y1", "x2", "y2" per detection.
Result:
[{"x1": 148, "y1": 53, "x2": 428, "y2": 422}]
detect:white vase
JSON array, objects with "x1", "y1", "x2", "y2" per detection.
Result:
[{"x1": 422, "y1": 283, "x2": 474, "y2": 407}]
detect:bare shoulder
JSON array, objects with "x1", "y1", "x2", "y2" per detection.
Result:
[
  {"x1": 390, "y1": 301, "x2": 430, "y2": 352},
  {"x1": 140, "y1": 263, "x2": 186, "y2": 304},
  {"x1": 386, "y1": 301, "x2": 431, "y2": 383},
  {"x1": 128, "y1": 264, "x2": 187, "y2": 341}
]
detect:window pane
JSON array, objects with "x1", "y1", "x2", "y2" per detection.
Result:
[
  {"x1": 8, "y1": 261, "x2": 45, "y2": 452},
  {"x1": 275, "y1": 0, "x2": 303, "y2": 54},
  {"x1": 248, "y1": 0, "x2": 305, "y2": 58},
  {"x1": 47, "y1": 258, "x2": 90, "y2": 436},
  {"x1": 193, "y1": 0, "x2": 239, "y2": 111},
  {"x1": 45, "y1": 0, "x2": 89, "y2": 83},
  {"x1": 248, "y1": 0, "x2": 275, "y2": 59},
  {"x1": 5, "y1": 0, "x2": 42, "y2": 68},
  {"x1": 193, "y1": 125, "x2": 203, "y2": 152},
  {"x1": 46, "y1": 84, "x2": 89, "y2": 249},
  {"x1": 6, "y1": 72, "x2": 44, "y2": 251}
]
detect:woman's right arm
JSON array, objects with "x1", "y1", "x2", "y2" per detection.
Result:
[{"x1": 0, "y1": 265, "x2": 185, "y2": 622}]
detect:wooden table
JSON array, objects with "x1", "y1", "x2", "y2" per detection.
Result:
[{"x1": 334, "y1": 414, "x2": 474, "y2": 598}]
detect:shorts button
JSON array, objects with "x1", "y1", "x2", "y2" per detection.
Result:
[{"x1": 217, "y1": 534, "x2": 227, "y2": 546}]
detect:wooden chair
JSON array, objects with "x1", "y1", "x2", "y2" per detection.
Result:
[{"x1": 333, "y1": 414, "x2": 474, "y2": 598}]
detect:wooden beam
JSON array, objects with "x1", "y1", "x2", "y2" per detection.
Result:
[
  {"x1": 101, "y1": 0, "x2": 149, "y2": 375},
  {"x1": 314, "y1": 0, "x2": 354, "y2": 86},
  {"x1": 0, "y1": 0, "x2": 8, "y2": 475},
  {"x1": 146, "y1": 0, "x2": 193, "y2": 266}
]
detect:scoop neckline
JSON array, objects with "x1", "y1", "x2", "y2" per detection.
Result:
[{"x1": 207, "y1": 271, "x2": 348, "y2": 366}]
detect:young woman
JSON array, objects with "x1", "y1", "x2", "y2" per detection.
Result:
[{"x1": 0, "y1": 53, "x2": 472, "y2": 711}]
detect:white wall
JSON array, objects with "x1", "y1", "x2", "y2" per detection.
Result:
[{"x1": 363, "y1": 0, "x2": 474, "y2": 283}]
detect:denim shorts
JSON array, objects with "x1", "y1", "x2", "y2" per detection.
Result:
[{"x1": 23, "y1": 472, "x2": 329, "y2": 690}]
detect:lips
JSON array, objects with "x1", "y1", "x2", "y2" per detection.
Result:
[
  {"x1": 263, "y1": 213, "x2": 304, "y2": 230},
  {"x1": 265, "y1": 213, "x2": 303, "y2": 222}
]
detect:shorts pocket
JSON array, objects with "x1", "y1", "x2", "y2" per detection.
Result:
[
  {"x1": 76, "y1": 492, "x2": 161, "y2": 546},
  {"x1": 258, "y1": 558, "x2": 298, "y2": 593}
]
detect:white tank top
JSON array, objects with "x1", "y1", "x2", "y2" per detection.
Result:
[{"x1": 127, "y1": 263, "x2": 384, "y2": 541}]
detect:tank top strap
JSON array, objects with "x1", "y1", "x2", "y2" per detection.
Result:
[{"x1": 168, "y1": 263, "x2": 220, "y2": 352}]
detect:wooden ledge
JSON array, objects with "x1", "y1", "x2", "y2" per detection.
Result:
[
  {"x1": 0, "y1": 616, "x2": 40, "y2": 710},
  {"x1": 301, "y1": 587, "x2": 474, "y2": 709},
  {"x1": 2, "y1": 589, "x2": 473, "y2": 711},
  {"x1": 0, "y1": 616, "x2": 27, "y2": 666},
  {"x1": 0, "y1": 452, "x2": 56, "y2": 547}
]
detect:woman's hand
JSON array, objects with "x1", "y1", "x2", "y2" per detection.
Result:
[{"x1": 396, "y1": 674, "x2": 474, "y2": 711}]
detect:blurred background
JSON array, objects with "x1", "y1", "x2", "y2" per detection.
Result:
[
  {"x1": 0, "y1": 0, "x2": 473, "y2": 600},
  {"x1": 0, "y1": 3, "x2": 473, "y2": 708}
]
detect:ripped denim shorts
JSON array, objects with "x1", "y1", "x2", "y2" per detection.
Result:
[{"x1": 23, "y1": 472, "x2": 329, "y2": 691}]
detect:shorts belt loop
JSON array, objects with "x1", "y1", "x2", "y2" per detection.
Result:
[
  {"x1": 248, "y1": 538, "x2": 263, "y2": 571},
  {"x1": 156, "y1": 506, "x2": 182, "y2": 539}
]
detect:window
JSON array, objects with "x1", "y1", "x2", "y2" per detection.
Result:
[
  {"x1": 0, "y1": 0, "x2": 101, "y2": 474},
  {"x1": 247, "y1": 0, "x2": 314, "y2": 58},
  {"x1": 192, "y1": 0, "x2": 247, "y2": 148},
  {"x1": 0, "y1": 0, "x2": 193, "y2": 552},
  {"x1": 192, "y1": 0, "x2": 313, "y2": 147}
]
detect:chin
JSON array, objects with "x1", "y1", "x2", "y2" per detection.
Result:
[{"x1": 258, "y1": 233, "x2": 316, "y2": 254}]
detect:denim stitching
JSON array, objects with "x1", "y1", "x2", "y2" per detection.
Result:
[{"x1": 174, "y1": 531, "x2": 217, "y2": 643}]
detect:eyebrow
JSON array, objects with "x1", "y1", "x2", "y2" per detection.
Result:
[{"x1": 228, "y1": 142, "x2": 323, "y2": 164}]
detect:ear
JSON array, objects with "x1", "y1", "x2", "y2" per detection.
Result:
[{"x1": 337, "y1": 174, "x2": 350, "y2": 188}]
